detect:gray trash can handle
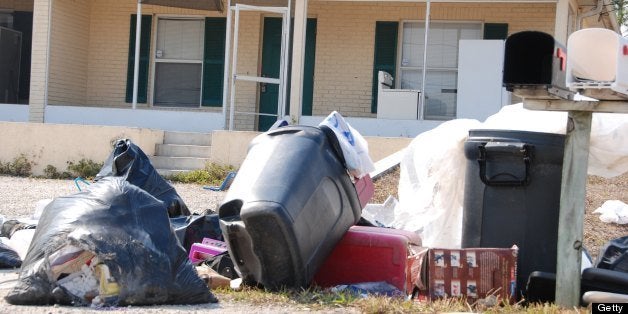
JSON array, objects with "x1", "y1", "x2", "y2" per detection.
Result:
[{"x1": 477, "y1": 142, "x2": 531, "y2": 186}]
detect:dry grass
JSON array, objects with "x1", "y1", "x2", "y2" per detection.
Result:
[{"x1": 214, "y1": 285, "x2": 594, "y2": 313}]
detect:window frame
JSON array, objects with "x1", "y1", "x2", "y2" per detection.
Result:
[
  {"x1": 396, "y1": 19, "x2": 483, "y2": 120},
  {"x1": 150, "y1": 15, "x2": 206, "y2": 108}
]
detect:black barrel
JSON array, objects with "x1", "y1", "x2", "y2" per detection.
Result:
[
  {"x1": 218, "y1": 125, "x2": 362, "y2": 290},
  {"x1": 462, "y1": 129, "x2": 565, "y2": 298}
]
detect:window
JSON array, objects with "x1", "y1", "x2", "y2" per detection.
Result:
[
  {"x1": 126, "y1": 16, "x2": 226, "y2": 107},
  {"x1": 154, "y1": 17, "x2": 204, "y2": 107},
  {"x1": 399, "y1": 21, "x2": 481, "y2": 120}
]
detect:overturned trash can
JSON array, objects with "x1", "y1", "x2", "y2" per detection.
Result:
[
  {"x1": 461, "y1": 129, "x2": 565, "y2": 298},
  {"x1": 218, "y1": 125, "x2": 362, "y2": 290}
]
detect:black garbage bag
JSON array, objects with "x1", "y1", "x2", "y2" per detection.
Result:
[
  {"x1": 202, "y1": 253, "x2": 238, "y2": 280},
  {"x1": 95, "y1": 139, "x2": 190, "y2": 217},
  {"x1": 0, "y1": 242, "x2": 21, "y2": 268},
  {"x1": 1, "y1": 220, "x2": 36, "y2": 238},
  {"x1": 171, "y1": 214, "x2": 223, "y2": 253},
  {"x1": 595, "y1": 235, "x2": 628, "y2": 273},
  {"x1": 5, "y1": 177, "x2": 216, "y2": 306}
]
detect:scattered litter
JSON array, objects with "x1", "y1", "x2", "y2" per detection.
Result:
[
  {"x1": 0, "y1": 241, "x2": 21, "y2": 268},
  {"x1": 196, "y1": 265, "x2": 231, "y2": 289},
  {"x1": 330, "y1": 281, "x2": 404, "y2": 298},
  {"x1": 203, "y1": 171, "x2": 237, "y2": 191},
  {"x1": 593, "y1": 200, "x2": 628, "y2": 224},
  {"x1": 189, "y1": 238, "x2": 228, "y2": 264},
  {"x1": 200, "y1": 253, "x2": 238, "y2": 280},
  {"x1": 230, "y1": 278, "x2": 243, "y2": 291},
  {"x1": 73, "y1": 177, "x2": 90, "y2": 191},
  {"x1": 3, "y1": 229, "x2": 35, "y2": 260},
  {"x1": 1, "y1": 217, "x2": 37, "y2": 262},
  {"x1": 595, "y1": 236, "x2": 628, "y2": 272},
  {"x1": 477, "y1": 294, "x2": 498, "y2": 308},
  {"x1": 0, "y1": 219, "x2": 36, "y2": 238},
  {"x1": 362, "y1": 195, "x2": 398, "y2": 228},
  {"x1": 319, "y1": 111, "x2": 375, "y2": 178}
]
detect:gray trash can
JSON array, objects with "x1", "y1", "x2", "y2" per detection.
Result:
[{"x1": 218, "y1": 125, "x2": 362, "y2": 290}]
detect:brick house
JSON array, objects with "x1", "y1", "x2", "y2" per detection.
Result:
[{"x1": 0, "y1": 0, "x2": 620, "y2": 136}]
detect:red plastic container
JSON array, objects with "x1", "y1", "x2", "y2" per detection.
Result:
[{"x1": 313, "y1": 226, "x2": 423, "y2": 294}]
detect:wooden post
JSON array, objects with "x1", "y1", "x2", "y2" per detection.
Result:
[{"x1": 555, "y1": 111, "x2": 592, "y2": 307}]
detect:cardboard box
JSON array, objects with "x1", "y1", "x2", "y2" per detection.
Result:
[{"x1": 425, "y1": 247, "x2": 517, "y2": 301}]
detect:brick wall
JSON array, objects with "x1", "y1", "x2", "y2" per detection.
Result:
[
  {"x1": 47, "y1": 0, "x2": 90, "y2": 106},
  {"x1": 0, "y1": 0, "x2": 33, "y2": 11},
  {"x1": 309, "y1": 1, "x2": 556, "y2": 118}
]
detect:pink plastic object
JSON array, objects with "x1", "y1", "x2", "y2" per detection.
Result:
[
  {"x1": 354, "y1": 174, "x2": 374, "y2": 209},
  {"x1": 188, "y1": 238, "x2": 229, "y2": 264}
]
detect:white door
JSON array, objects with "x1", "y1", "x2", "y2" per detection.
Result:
[{"x1": 456, "y1": 40, "x2": 509, "y2": 121}]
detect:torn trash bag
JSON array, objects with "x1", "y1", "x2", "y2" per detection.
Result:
[{"x1": 4, "y1": 177, "x2": 215, "y2": 306}]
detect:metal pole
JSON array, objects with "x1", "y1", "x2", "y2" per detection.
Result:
[
  {"x1": 228, "y1": 6, "x2": 241, "y2": 131},
  {"x1": 279, "y1": 1, "x2": 292, "y2": 119},
  {"x1": 132, "y1": 0, "x2": 142, "y2": 110},
  {"x1": 222, "y1": 0, "x2": 233, "y2": 129},
  {"x1": 420, "y1": 0, "x2": 430, "y2": 120}
]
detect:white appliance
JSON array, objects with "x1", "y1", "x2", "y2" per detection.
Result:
[{"x1": 376, "y1": 71, "x2": 420, "y2": 120}]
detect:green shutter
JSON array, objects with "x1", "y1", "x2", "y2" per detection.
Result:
[
  {"x1": 371, "y1": 21, "x2": 398, "y2": 114},
  {"x1": 125, "y1": 14, "x2": 152, "y2": 103},
  {"x1": 202, "y1": 17, "x2": 227, "y2": 107},
  {"x1": 484, "y1": 23, "x2": 508, "y2": 40},
  {"x1": 301, "y1": 18, "x2": 317, "y2": 116}
]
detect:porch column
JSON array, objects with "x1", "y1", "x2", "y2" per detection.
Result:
[
  {"x1": 553, "y1": 0, "x2": 570, "y2": 43},
  {"x1": 289, "y1": 0, "x2": 308, "y2": 124},
  {"x1": 29, "y1": 0, "x2": 54, "y2": 123},
  {"x1": 132, "y1": 0, "x2": 142, "y2": 109}
]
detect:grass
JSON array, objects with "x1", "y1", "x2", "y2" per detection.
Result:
[
  {"x1": 166, "y1": 162, "x2": 236, "y2": 185},
  {"x1": 212, "y1": 285, "x2": 590, "y2": 313}
]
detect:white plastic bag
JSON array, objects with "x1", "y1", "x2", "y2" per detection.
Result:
[
  {"x1": 319, "y1": 111, "x2": 375, "y2": 178},
  {"x1": 593, "y1": 200, "x2": 628, "y2": 224}
]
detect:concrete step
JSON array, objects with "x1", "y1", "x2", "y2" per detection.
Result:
[
  {"x1": 156, "y1": 143, "x2": 211, "y2": 158},
  {"x1": 164, "y1": 131, "x2": 212, "y2": 146},
  {"x1": 156, "y1": 169, "x2": 191, "y2": 177},
  {"x1": 150, "y1": 156, "x2": 209, "y2": 171}
]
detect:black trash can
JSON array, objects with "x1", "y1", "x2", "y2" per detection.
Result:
[
  {"x1": 218, "y1": 125, "x2": 362, "y2": 290},
  {"x1": 461, "y1": 129, "x2": 565, "y2": 298}
]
